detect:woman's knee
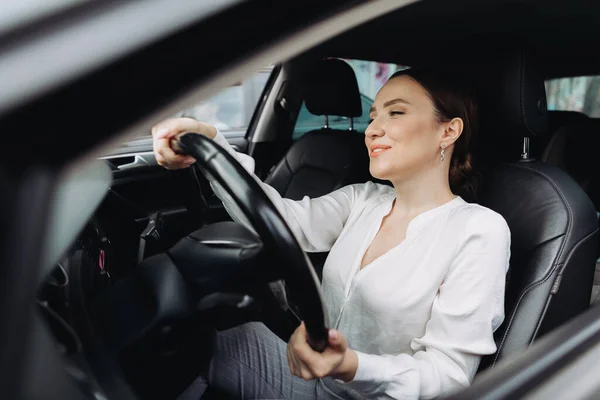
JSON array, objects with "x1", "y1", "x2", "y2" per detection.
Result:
[
  {"x1": 215, "y1": 322, "x2": 268, "y2": 348},
  {"x1": 208, "y1": 322, "x2": 291, "y2": 398},
  {"x1": 212, "y1": 322, "x2": 275, "y2": 366}
]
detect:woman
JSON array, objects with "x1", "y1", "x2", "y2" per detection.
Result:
[{"x1": 153, "y1": 68, "x2": 511, "y2": 400}]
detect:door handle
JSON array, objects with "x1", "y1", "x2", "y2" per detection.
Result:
[
  {"x1": 101, "y1": 151, "x2": 157, "y2": 171},
  {"x1": 117, "y1": 154, "x2": 149, "y2": 170}
]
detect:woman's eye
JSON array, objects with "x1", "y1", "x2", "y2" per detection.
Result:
[{"x1": 389, "y1": 111, "x2": 405, "y2": 116}]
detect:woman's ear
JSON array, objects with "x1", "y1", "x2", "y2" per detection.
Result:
[{"x1": 441, "y1": 117, "x2": 463, "y2": 146}]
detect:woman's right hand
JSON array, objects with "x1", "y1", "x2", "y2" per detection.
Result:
[{"x1": 152, "y1": 117, "x2": 217, "y2": 170}]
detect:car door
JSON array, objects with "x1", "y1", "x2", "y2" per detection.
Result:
[{"x1": 94, "y1": 67, "x2": 277, "y2": 275}]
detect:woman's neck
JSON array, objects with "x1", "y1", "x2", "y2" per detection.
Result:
[{"x1": 389, "y1": 167, "x2": 456, "y2": 217}]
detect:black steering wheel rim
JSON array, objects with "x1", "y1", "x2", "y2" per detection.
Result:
[{"x1": 176, "y1": 133, "x2": 329, "y2": 351}]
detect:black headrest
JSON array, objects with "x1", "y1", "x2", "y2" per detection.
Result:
[
  {"x1": 474, "y1": 48, "x2": 549, "y2": 140},
  {"x1": 304, "y1": 58, "x2": 362, "y2": 118}
]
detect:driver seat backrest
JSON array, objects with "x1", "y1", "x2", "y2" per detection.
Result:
[
  {"x1": 264, "y1": 58, "x2": 371, "y2": 200},
  {"x1": 469, "y1": 50, "x2": 600, "y2": 372}
]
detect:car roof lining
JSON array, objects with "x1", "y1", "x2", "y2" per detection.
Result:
[{"x1": 308, "y1": 0, "x2": 600, "y2": 80}]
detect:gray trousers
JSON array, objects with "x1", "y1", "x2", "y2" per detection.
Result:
[{"x1": 178, "y1": 322, "x2": 366, "y2": 400}]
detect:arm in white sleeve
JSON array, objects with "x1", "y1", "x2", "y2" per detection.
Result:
[
  {"x1": 206, "y1": 130, "x2": 357, "y2": 252},
  {"x1": 347, "y1": 211, "x2": 511, "y2": 400}
]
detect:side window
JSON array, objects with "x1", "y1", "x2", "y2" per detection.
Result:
[
  {"x1": 545, "y1": 76, "x2": 600, "y2": 117},
  {"x1": 292, "y1": 59, "x2": 407, "y2": 140},
  {"x1": 176, "y1": 66, "x2": 274, "y2": 138}
]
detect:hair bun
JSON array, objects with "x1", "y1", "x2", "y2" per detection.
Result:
[{"x1": 450, "y1": 153, "x2": 478, "y2": 201}]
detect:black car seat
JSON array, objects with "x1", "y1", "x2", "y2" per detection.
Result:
[
  {"x1": 470, "y1": 49, "x2": 600, "y2": 372},
  {"x1": 264, "y1": 58, "x2": 371, "y2": 200}
]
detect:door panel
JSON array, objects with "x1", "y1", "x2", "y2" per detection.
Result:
[
  {"x1": 93, "y1": 62, "x2": 272, "y2": 277},
  {"x1": 95, "y1": 163, "x2": 205, "y2": 278},
  {"x1": 96, "y1": 143, "x2": 231, "y2": 278}
]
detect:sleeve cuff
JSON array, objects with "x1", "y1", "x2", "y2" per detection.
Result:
[
  {"x1": 353, "y1": 351, "x2": 391, "y2": 382},
  {"x1": 211, "y1": 128, "x2": 256, "y2": 175},
  {"x1": 212, "y1": 129, "x2": 235, "y2": 155},
  {"x1": 341, "y1": 351, "x2": 388, "y2": 394},
  {"x1": 344, "y1": 351, "x2": 417, "y2": 397}
]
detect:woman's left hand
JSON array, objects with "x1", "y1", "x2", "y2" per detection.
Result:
[{"x1": 287, "y1": 322, "x2": 358, "y2": 381}]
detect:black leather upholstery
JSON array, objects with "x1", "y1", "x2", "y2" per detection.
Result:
[
  {"x1": 474, "y1": 50, "x2": 600, "y2": 371},
  {"x1": 304, "y1": 58, "x2": 362, "y2": 118},
  {"x1": 265, "y1": 129, "x2": 370, "y2": 200},
  {"x1": 462, "y1": 50, "x2": 550, "y2": 162},
  {"x1": 477, "y1": 50, "x2": 549, "y2": 140},
  {"x1": 478, "y1": 162, "x2": 598, "y2": 370},
  {"x1": 265, "y1": 59, "x2": 371, "y2": 200}
]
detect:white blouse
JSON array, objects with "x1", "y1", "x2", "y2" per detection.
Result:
[{"x1": 209, "y1": 131, "x2": 511, "y2": 400}]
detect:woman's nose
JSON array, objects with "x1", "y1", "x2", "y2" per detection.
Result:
[{"x1": 365, "y1": 120, "x2": 384, "y2": 138}]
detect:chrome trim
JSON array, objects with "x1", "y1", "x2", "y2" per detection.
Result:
[
  {"x1": 100, "y1": 151, "x2": 154, "y2": 160},
  {"x1": 521, "y1": 137, "x2": 531, "y2": 160},
  {"x1": 116, "y1": 154, "x2": 148, "y2": 170},
  {"x1": 99, "y1": 151, "x2": 157, "y2": 170},
  {"x1": 236, "y1": 295, "x2": 253, "y2": 308},
  {"x1": 199, "y1": 240, "x2": 240, "y2": 246}
]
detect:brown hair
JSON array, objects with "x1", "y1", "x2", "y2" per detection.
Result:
[{"x1": 389, "y1": 68, "x2": 479, "y2": 200}]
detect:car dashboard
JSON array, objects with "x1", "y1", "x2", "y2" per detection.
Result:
[{"x1": 34, "y1": 152, "x2": 220, "y2": 399}]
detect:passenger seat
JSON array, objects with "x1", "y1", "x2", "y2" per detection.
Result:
[
  {"x1": 264, "y1": 58, "x2": 372, "y2": 200},
  {"x1": 264, "y1": 58, "x2": 372, "y2": 275}
]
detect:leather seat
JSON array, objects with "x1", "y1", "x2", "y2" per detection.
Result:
[
  {"x1": 470, "y1": 50, "x2": 600, "y2": 371},
  {"x1": 264, "y1": 58, "x2": 371, "y2": 200}
]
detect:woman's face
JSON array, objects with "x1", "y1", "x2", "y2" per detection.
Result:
[{"x1": 366, "y1": 75, "x2": 445, "y2": 182}]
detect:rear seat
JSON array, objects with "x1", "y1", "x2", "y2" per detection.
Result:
[
  {"x1": 548, "y1": 110, "x2": 589, "y2": 132},
  {"x1": 542, "y1": 112, "x2": 600, "y2": 304},
  {"x1": 542, "y1": 110, "x2": 589, "y2": 167},
  {"x1": 542, "y1": 116, "x2": 600, "y2": 205}
]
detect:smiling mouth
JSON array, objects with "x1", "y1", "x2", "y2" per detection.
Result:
[{"x1": 369, "y1": 147, "x2": 390, "y2": 157}]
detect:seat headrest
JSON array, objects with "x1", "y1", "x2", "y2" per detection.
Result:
[
  {"x1": 304, "y1": 58, "x2": 362, "y2": 118},
  {"x1": 473, "y1": 49, "x2": 549, "y2": 140}
]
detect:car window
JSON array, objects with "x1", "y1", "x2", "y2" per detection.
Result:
[
  {"x1": 545, "y1": 76, "x2": 600, "y2": 117},
  {"x1": 292, "y1": 59, "x2": 407, "y2": 140},
  {"x1": 175, "y1": 66, "x2": 274, "y2": 138}
]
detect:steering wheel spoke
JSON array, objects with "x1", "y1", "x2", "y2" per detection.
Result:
[{"x1": 172, "y1": 133, "x2": 329, "y2": 352}]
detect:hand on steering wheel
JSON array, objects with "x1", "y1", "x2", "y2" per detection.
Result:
[{"x1": 153, "y1": 121, "x2": 329, "y2": 352}]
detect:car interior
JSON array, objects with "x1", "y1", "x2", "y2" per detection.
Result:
[{"x1": 5, "y1": 0, "x2": 600, "y2": 399}]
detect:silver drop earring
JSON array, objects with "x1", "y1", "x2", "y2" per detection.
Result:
[{"x1": 440, "y1": 144, "x2": 445, "y2": 162}]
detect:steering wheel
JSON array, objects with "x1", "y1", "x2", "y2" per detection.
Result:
[{"x1": 174, "y1": 132, "x2": 329, "y2": 351}]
